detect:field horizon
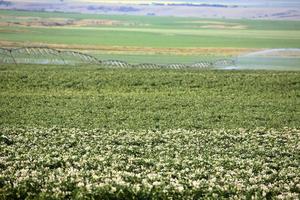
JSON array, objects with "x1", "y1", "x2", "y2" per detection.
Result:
[
  {"x1": 2, "y1": 0, "x2": 300, "y2": 19},
  {"x1": 1, "y1": 10, "x2": 300, "y2": 67}
]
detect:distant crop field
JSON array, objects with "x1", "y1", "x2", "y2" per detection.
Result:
[
  {"x1": 1, "y1": 10, "x2": 300, "y2": 50},
  {"x1": 1, "y1": 10, "x2": 300, "y2": 65}
]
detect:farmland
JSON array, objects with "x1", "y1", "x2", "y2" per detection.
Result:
[
  {"x1": 0, "y1": 9, "x2": 300, "y2": 199},
  {"x1": 0, "y1": 64, "x2": 300, "y2": 199},
  {"x1": 1, "y1": 128, "x2": 299, "y2": 199},
  {"x1": 1, "y1": 10, "x2": 300, "y2": 57},
  {"x1": 0, "y1": 65, "x2": 299, "y2": 129}
]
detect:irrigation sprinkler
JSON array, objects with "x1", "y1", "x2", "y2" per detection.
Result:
[{"x1": 0, "y1": 47, "x2": 236, "y2": 69}]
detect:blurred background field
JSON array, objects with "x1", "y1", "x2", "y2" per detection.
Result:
[{"x1": 1, "y1": 10, "x2": 300, "y2": 69}]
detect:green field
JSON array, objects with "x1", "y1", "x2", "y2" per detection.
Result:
[
  {"x1": 1, "y1": 10, "x2": 300, "y2": 49},
  {"x1": 0, "y1": 64, "x2": 299, "y2": 129},
  {"x1": 1, "y1": 10, "x2": 300, "y2": 66},
  {"x1": 0, "y1": 64, "x2": 300, "y2": 199},
  {"x1": 1, "y1": 9, "x2": 300, "y2": 199}
]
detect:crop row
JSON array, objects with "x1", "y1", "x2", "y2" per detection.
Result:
[
  {"x1": 1, "y1": 66, "x2": 299, "y2": 130},
  {"x1": 1, "y1": 128, "x2": 299, "y2": 199}
]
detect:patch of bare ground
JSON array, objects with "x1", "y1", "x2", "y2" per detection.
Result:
[
  {"x1": 0, "y1": 16, "x2": 132, "y2": 27},
  {"x1": 0, "y1": 40, "x2": 261, "y2": 56},
  {"x1": 0, "y1": 28, "x2": 31, "y2": 33},
  {"x1": 199, "y1": 25, "x2": 247, "y2": 29},
  {"x1": 180, "y1": 21, "x2": 247, "y2": 29}
]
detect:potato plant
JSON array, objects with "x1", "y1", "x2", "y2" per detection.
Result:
[{"x1": 1, "y1": 128, "x2": 299, "y2": 199}]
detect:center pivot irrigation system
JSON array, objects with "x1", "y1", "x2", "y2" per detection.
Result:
[{"x1": 0, "y1": 47, "x2": 236, "y2": 69}]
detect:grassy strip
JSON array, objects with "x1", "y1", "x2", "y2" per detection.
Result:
[
  {"x1": 2, "y1": 26, "x2": 300, "y2": 48},
  {"x1": 1, "y1": 10, "x2": 300, "y2": 48}
]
